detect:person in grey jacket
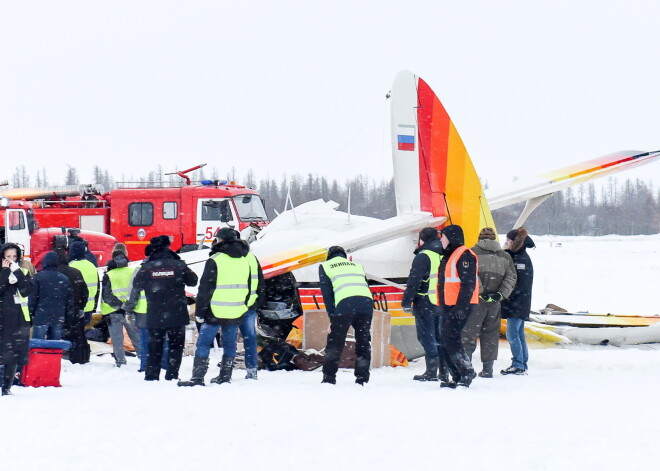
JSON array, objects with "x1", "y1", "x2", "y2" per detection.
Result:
[{"x1": 461, "y1": 227, "x2": 516, "y2": 378}]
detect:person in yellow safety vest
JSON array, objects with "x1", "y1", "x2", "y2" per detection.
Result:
[
  {"x1": 438, "y1": 225, "x2": 479, "y2": 388},
  {"x1": 68, "y1": 240, "x2": 100, "y2": 325},
  {"x1": 124, "y1": 245, "x2": 152, "y2": 373},
  {"x1": 101, "y1": 250, "x2": 142, "y2": 368},
  {"x1": 401, "y1": 227, "x2": 445, "y2": 382},
  {"x1": 319, "y1": 246, "x2": 373, "y2": 385},
  {"x1": 179, "y1": 228, "x2": 250, "y2": 386},
  {"x1": 0, "y1": 243, "x2": 32, "y2": 396}
]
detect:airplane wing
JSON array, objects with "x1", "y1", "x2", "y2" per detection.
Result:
[
  {"x1": 486, "y1": 150, "x2": 660, "y2": 227},
  {"x1": 251, "y1": 200, "x2": 445, "y2": 278}
]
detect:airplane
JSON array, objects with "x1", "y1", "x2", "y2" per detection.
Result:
[{"x1": 181, "y1": 70, "x2": 660, "y2": 359}]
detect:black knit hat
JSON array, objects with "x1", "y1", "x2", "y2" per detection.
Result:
[
  {"x1": 327, "y1": 246, "x2": 347, "y2": 259},
  {"x1": 419, "y1": 227, "x2": 439, "y2": 243}
]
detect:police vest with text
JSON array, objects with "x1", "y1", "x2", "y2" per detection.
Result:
[
  {"x1": 320, "y1": 257, "x2": 372, "y2": 305},
  {"x1": 101, "y1": 267, "x2": 134, "y2": 315},
  {"x1": 210, "y1": 253, "x2": 250, "y2": 320},
  {"x1": 443, "y1": 246, "x2": 479, "y2": 305},
  {"x1": 418, "y1": 250, "x2": 442, "y2": 306}
]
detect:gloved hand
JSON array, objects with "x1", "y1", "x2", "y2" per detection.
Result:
[
  {"x1": 402, "y1": 305, "x2": 413, "y2": 313},
  {"x1": 490, "y1": 292, "x2": 504, "y2": 302},
  {"x1": 9, "y1": 261, "x2": 20, "y2": 273},
  {"x1": 479, "y1": 294, "x2": 491, "y2": 303},
  {"x1": 78, "y1": 310, "x2": 85, "y2": 319},
  {"x1": 450, "y1": 308, "x2": 468, "y2": 320}
]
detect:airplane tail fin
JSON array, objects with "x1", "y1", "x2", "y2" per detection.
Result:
[{"x1": 390, "y1": 70, "x2": 495, "y2": 247}]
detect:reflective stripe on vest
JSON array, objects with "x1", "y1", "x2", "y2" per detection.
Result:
[
  {"x1": 19, "y1": 268, "x2": 30, "y2": 322},
  {"x1": 246, "y1": 253, "x2": 259, "y2": 307},
  {"x1": 101, "y1": 266, "x2": 135, "y2": 315},
  {"x1": 209, "y1": 253, "x2": 250, "y2": 319},
  {"x1": 70, "y1": 259, "x2": 99, "y2": 312},
  {"x1": 418, "y1": 250, "x2": 442, "y2": 306},
  {"x1": 443, "y1": 246, "x2": 479, "y2": 306},
  {"x1": 320, "y1": 257, "x2": 372, "y2": 306}
]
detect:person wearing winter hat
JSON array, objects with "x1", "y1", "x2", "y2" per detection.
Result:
[
  {"x1": 30, "y1": 252, "x2": 74, "y2": 340},
  {"x1": 69, "y1": 240, "x2": 100, "y2": 325},
  {"x1": 461, "y1": 228, "x2": 516, "y2": 378},
  {"x1": 401, "y1": 227, "x2": 444, "y2": 382},
  {"x1": 128, "y1": 235, "x2": 197, "y2": 381},
  {"x1": 101, "y1": 250, "x2": 142, "y2": 368},
  {"x1": 437, "y1": 225, "x2": 479, "y2": 388},
  {"x1": 179, "y1": 227, "x2": 250, "y2": 386},
  {"x1": 318, "y1": 245, "x2": 373, "y2": 385},
  {"x1": 0, "y1": 243, "x2": 32, "y2": 396},
  {"x1": 501, "y1": 227, "x2": 535, "y2": 375}
]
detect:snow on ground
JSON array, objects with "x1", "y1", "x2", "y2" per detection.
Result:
[{"x1": 2, "y1": 234, "x2": 660, "y2": 470}]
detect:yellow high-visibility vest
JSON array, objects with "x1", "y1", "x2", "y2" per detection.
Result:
[
  {"x1": 209, "y1": 253, "x2": 250, "y2": 320},
  {"x1": 320, "y1": 257, "x2": 372, "y2": 305}
]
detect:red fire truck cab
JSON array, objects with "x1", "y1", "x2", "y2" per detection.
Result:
[{"x1": 16, "y1": 180, "x2": 269, "y2": 262}]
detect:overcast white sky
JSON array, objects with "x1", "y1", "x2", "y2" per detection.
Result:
[{"x1": 1, "y1": 0, "x2": 659, "y2": 190}]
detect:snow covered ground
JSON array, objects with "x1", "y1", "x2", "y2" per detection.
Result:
[{"x1": 3, "y1": 234, "x2": 660, "y2": 470}]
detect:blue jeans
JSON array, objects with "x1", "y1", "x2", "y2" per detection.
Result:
[
  {"x1": 139, "y1": 327, "x2": 169, "y2": 371},
  {"x1": 506, "y1": 318, "x2": 528, "y2": 369},
  {"x1": 195, "y1": 323, "x2": 239, "y2": 359},
  {"x1": 32, "y1": 323, "x2": 64, "y2": 340},
  {"x1": 239, "y1": 310, "x2": 258, "y2": 369}
]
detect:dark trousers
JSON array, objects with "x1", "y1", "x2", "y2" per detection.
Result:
[
  {"x1": 461, "y1": 300, "x2": 501, "y2": 363},
  {"x1": 439, "y1": 307, "x2": 475, "y2": 380},
  {"x1": 0, "y1": 363, "x2": 18, "y2": 392},
  {"x1": 413, "y1": 298, "x2": 442, "y2": 359},
  {"x1": 145, "y1": 326, "x2": 185, "y2": 381},
  {"x1": 322, "y1": 298, "x2": 373, "y2": 382}
]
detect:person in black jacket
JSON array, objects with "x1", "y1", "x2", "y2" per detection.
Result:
[
  {"x1": 500, "y1": 227, "x2": 535, "y2": 375},
  {"x1": 127, "y1": 236, "x2": 197, "y2": 381},
  {"x1": 438, "y1": 225, "x2": 479, "y2": 388},
  {"x1": 401, "y1": 227, "x2": 444, "y2": 382},
  {"x1": 29, "y1": 252, "x2": 74, "y2": 341},
  {"x1": 0, "y1": 243, "x2": 32, "y2": 396},
  {"x1": 180, "y1": 228, "x2": 250, "y2": 386},
  {"x1": 55, "y1": 248, "x2": 90, "y2": 364}
]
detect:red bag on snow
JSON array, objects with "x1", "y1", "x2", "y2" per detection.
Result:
[{"x1": 22, "y1": 339, "x2": 71, "y2": 388}]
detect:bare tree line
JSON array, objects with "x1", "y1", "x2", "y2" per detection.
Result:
[{"x1": 8, "y1": 166, "x2": 660, "y2": 235}]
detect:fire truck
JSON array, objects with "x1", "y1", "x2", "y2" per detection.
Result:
[
  {"x1": 0, "y1": 166, "x2": 269, "y2": 262},
  {"x1": 0, "y1": 197, "x2": 118, "y2": 268}
]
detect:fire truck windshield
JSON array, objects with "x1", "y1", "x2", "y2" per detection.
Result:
[{"x1": 232, "y1": 195, "x2": 267, "y2": 221}]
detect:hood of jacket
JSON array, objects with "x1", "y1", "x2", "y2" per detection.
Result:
[
  {"x1": 68, "y1": 241, "x2": 87, "y2": 262},
  {"x1": 107, "y1": 253, "x2": 129, "y2": 270},
  {"x1": 1, "y1": 242, "x2": 23, "y2": 262},
  {"x1": 474, "y1": 238, "x2": 503, "y2": 253},
  {"x1": 42, "y1": 251, "x2": 60, "y2": 270},
  {"x1": 441, "y1": 224, "x2": 465, "y2": 255},
  {"x1": 413, "y1": 237, "x2": 443, "y2": 256},
  {"x1": 508, "y1": 227, "x2": 535, "y2": 253},
  {"x1": 210, "y1": 239, "x2": 247, "y2": 258}
]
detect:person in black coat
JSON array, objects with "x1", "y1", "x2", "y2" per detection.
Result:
[
  {"x1": 127, "y1": 236, "x2": 197, "y2": 381},
  {"x1": 438, "y1": 225, "x2": 479, "y2": 388},
  {"x1": 402, "y1": 227, "x2": 444, "y2": 381},
  {"x1": 0, "y1": 243, "x2": 32, "y2": 396},
  {"x1": 55, "y1": 248, "x2": 91, "y2": 364},
  {"x1": 501, "y1": 227, "x2": 535, "y2": 375},
  {"x1": 29, "y1": 251, "x2": 74, "y2": 341}
]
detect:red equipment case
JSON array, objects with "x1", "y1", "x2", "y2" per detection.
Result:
[{"x1": 21, "y1": 339, "x2": 71, "y2": 388}]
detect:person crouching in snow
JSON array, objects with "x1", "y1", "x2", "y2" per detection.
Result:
[
  {"x1": 101, "y1": 250, "x2": 142, "y2": 368},
  {"x1": 501, "y1": 227, "x2": 535, "y2": 375},
  {"x1": 0, "y1": 243, "x2": 32, "y2": 396}
]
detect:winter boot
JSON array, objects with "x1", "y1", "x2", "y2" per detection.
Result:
[
  {"x1": 413, "y1": 356, "x2": 440, "y2": 381},
  {"x1": 1, "y1": 365, "x2": 17, "y2": 396},
  {"x1": 321, "y1": 374, "x2": 336, "y2": 385},
  {"x1": 354, "y1": 357, "x2": 370, "y2": 386},
  {"x1": 478, "y1": 361, "x2": 494, "y2": 378},
  {"x1": 178, "y1": 357, "x2": 209, "y2": 387},
  {"x1": 457, "y1": 370, "x2": 477, "y2": 388},
  {"x1": 210, "y1": 356, "x2": 234, "y2": 384},
  {"x1": 245, "y1": 368, "x2": 258, "y2": 380},
  {"x1": 500, "y1": 366, "x2": 526, "y2": 375}
]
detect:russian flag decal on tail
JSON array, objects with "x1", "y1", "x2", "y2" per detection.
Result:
[{"x1": 397, "y1": 125, "x2": 416, "y2": 151}]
